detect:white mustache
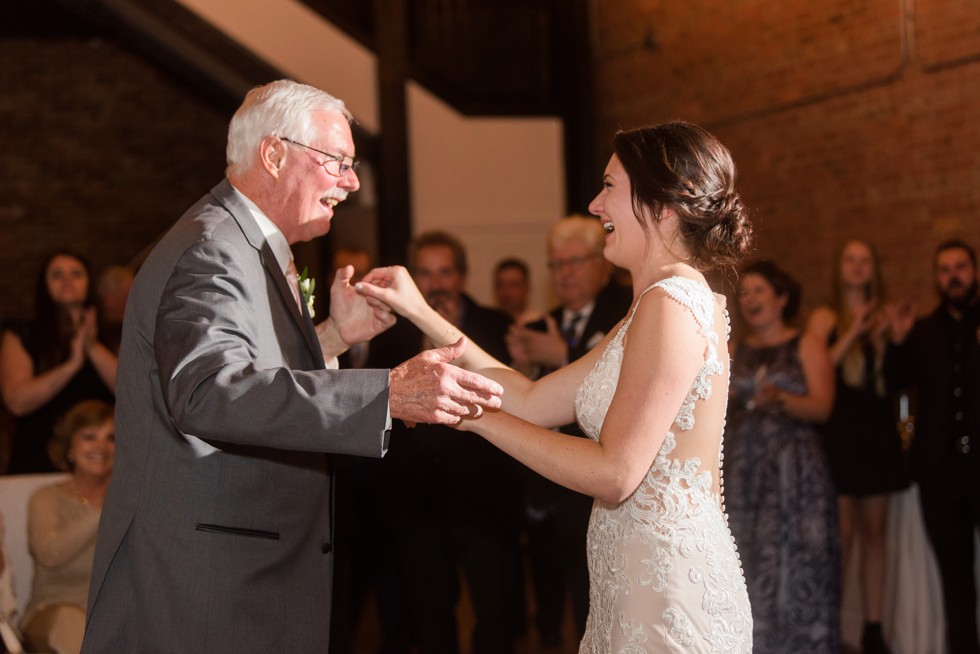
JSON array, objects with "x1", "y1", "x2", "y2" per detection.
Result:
[{"x1": 325, "y1": 190, "x2": 349, "y2": 202}]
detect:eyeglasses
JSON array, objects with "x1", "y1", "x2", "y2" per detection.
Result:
[
  {"x1": 546, "y1": 253, "x2": 601, "y2": 271},
  {"x1": 280, "y1": 137, "x2": 360, "y2": 177}
]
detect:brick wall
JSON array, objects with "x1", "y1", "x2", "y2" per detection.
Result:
[
  {"x1": 591, "y1": 0, "x2": 980, "y2": 318},
  {"x1": 0, "y1": 35, "x2": 229, "y2": 323},
  {"x1": 3, "y1": 2, "x2": 979, "y2": 324}
]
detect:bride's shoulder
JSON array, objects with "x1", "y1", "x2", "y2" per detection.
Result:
[{"x1": 644, "y1": 275, "x2": 716, "y2": 311}]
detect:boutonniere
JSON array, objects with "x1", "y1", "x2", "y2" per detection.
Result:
[{"x1": 298, "y1": 266, "x2": 316, "y2": 318}]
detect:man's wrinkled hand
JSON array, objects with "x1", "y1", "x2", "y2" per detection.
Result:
[
  {"x1": 330, "y1": 264, "x2": 396, "y2": 344},
  {"x1": 389, "y1": 337, "x2": 503, "y2": 426}
]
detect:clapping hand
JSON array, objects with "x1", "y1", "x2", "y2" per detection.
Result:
[
  {"x1": 883, "y1": 299, "x2": 916, "y2": 344},
  {"x1": 850, "y1": 301, "x2": 879, "y2": 336},
  {"x1": 506, "y1": 315, "x2": 566, "y2": 369},
  {"x1": 69, "y1": 307, "x2": 98, "y2": 367}
]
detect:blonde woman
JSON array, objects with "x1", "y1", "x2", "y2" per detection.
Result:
[{"x1": 806, "y1": 239, "x2": 908, "y2": 654}]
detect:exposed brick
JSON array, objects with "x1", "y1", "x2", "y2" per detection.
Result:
[
  {"x1": 0, "y1": 36, "x2": 228, "y2": 322},
  {"x1": 593, "y1": 0, "x2": 980, "y2": 319}
]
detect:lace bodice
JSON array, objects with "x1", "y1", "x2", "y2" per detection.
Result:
[
  {"x1": 574, "y1": 276, "x2": 752, "y2": 653},
  {"x1": 576, "y1": 277, "x2": 725, "y2": 439}
]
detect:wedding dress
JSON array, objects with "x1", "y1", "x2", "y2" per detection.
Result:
[{"x1": 575, "y1": 277, "x2": 752, "y2": 653}]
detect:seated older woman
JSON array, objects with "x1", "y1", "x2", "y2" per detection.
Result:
[{"x1": 20, "y1": 399, "x2": 114, "y2": 654}]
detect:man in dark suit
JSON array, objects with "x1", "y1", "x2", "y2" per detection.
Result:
[
  {"x1": 81, "y1": 80, "x2": 502, "y2": 654},
  {"x1": 507, "y1": 215, "x2": 632, "y2": 648},
  {"x1": 363, "y1": 231, "x2": 524, "y2": 654},
  {"x1": 885, "y1": 239, "x2": 980, "y2": 654}
]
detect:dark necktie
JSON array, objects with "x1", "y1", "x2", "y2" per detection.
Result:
[{"x1": 563, "y1": 311, "x2": 584, "y2": 349}]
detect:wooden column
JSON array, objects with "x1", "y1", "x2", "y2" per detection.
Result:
[
  {"x1": 373, "y1": 0, "x2": 412, "y2": 266},
  {"x1": 554, "y1": 0, "x2": 600, "y2": 215}
]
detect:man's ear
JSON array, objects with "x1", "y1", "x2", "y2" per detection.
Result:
[{"x1": 259, "y1": 136, "x2": 284, "y2": 177}]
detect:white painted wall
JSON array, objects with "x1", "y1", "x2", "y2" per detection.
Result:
[
  {"x1": 177, "y1": 0, "x2": 563, "y2": 311},
  {"x1": 177, "y1": 0, "x2": 380, "y2": 131},
  {"x1": 407, "y1": 82, "x2": 562, "y2": 310}
]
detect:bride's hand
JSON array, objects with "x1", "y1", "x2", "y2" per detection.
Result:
[{"x1": 356, "y1": 266, "x2": 429, "y2": 320}]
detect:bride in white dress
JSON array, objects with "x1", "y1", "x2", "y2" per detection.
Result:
[{"x1": 358, "y1": 121, "x2": 753, "y2": 653}]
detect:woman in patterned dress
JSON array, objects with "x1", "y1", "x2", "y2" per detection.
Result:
[
  {"x1": 725, "y1": 260, "x2": 839, "y2": 653},
  {"x1": 359, "y1": 122, "x2": 754, "y2": 653}
]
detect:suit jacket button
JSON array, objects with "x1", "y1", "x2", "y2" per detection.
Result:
[{"x1": 321, "y1": 542, "x2": 332, "y2": 554}]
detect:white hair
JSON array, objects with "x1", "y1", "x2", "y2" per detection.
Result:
[
  {"x1": 225, "y1": 79, "x2": 352, "y2": 177},
  {"x1": 548, "y1": 214, "x2": 606, "y2": 255}
]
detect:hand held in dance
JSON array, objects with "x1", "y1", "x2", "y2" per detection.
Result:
[
  {"x1": 356, "y1": 266, "x2": 432, "y2": 326},
  {"x1": 388, "y1": 337, "x2": 503, "y2": 427},
  {"x1": 329, "y1": 264, "x2": 396, "y2": 345}
]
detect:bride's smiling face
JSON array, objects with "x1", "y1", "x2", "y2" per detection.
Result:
[{"x1": 589, "y1": 155, "x2": 646, "y2": 270}]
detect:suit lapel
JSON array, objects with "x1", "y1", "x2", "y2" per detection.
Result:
[
  {"x1": 299, "y1": 291, "x2": 326, "y2": 368},
  {"x1": 259, "y1": 244, "x2": 324, "y2": 366},
  {"x1": 210, "y1": 180, "x2": 325, "y2": 367}
]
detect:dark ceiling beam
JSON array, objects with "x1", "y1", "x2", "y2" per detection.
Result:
[
  {"x1": 554, "y1": 0, "x2": 600, "y2": 214},
  {"x1": 53, "y1": 0, "x2": 266, "y2": 112},
  {"x1": 372, "y1": 0, "x2": 412, "y2": 266},
  {"x1": 50, "y1": 0, "x2": 377, "y2": 151},
  {"x1": 296, "y1": 0, "x2": 596, "y2": 217}
]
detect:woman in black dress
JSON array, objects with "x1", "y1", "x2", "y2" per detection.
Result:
[
  {"x1": 806, "y1": 239, "x2": 909, "y2": 654},
  {"x1": 1, "y1": 251, "x2": 116, "y2": 473}
]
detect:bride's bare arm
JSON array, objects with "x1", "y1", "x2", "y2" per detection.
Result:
[
  {"x1": 357, "y1": 265, "x2": 608, "y2": 426},
  {"x1": 457, "y1": 289, "x2": 704, "y2": 504}
]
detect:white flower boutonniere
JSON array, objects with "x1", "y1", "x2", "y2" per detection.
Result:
[{"x1": 298, "y1": 266, "x2": 316, "y2": 318}]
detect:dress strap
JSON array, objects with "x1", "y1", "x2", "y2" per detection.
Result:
[
  {"x1": 650, "y1": 276, "x2": 716, "y2": 334},
  {"x1": 625, "y1": 277, "x2": 724, "y2": 433},
  {"x1": 620, "y1": 276, "x2": 716, "y2": 332}
]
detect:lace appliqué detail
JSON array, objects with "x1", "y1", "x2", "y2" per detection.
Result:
[
  {"x1": 576, "y1": 277, "x2": 752, "y2": 653},
  {"x1": 659, "y1": 279, "x2": 724, "y2": 432}
]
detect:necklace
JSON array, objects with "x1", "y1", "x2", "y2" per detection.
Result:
[{"x1": 68, "y1": 479, "x2": 104, "y2": 508}]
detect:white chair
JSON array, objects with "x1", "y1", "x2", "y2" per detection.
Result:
[{"x1": 0, "y1": 473, "x2": 70, "y2": 624}]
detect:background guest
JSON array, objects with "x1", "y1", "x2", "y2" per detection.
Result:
[
  {"x1": 885, "y1": 239, "x2": 980, "y2": 654},
  {"x1": 0, "y1": 251, "x2": 115, "y2": 474},
  {"x1": 506, "y1": 215, "x2": 631, "y2": 648},
  {"x1": 806, "y1": 239, "x2": 908, "y2": 654},
  {"x1": 725, "y1": 259, "x2": 839, "y2": 653},
  {"x1": 365, "y1": 231, "x2": 523, "y2": 654},
  {"x1": 329, "y1": 246, "x2": 409, "y2": 654},
  {"x1": 333, "y1": 246, "x2": 373, "y2": 285},
  {"x1": 492, "y1": 257, "x2": 542, "y2": 325},
  {"x1": 20, "y1": 399, "x2": 114, "y2": 654}
]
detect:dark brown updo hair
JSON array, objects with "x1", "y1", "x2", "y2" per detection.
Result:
[{"x1": 613, "y1": 121, "x2": 752, "y2": 270}]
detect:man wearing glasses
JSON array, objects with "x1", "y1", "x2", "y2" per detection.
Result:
[{"x1": 80, "y1": 80, "x2": 502, "y2": 654}]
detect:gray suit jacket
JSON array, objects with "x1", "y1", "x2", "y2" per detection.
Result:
[{"x1": 81, "y1": 180, "x2": 391, "y2": 653}]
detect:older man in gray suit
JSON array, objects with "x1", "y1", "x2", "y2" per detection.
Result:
[{"x1": 80, "y1": 80, "x2": 502, "y2": 653}]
